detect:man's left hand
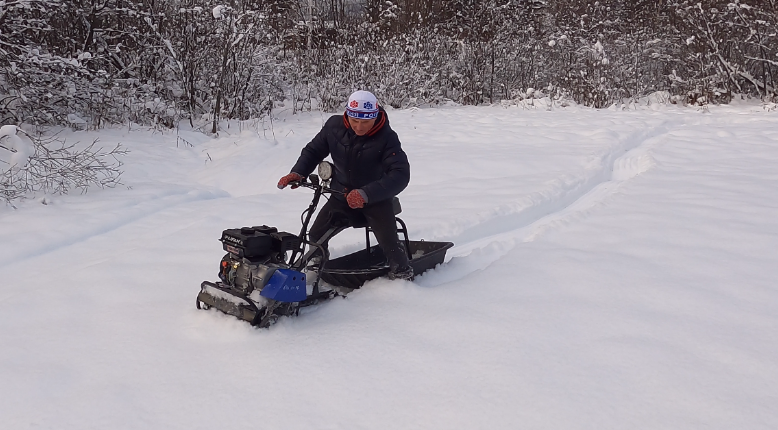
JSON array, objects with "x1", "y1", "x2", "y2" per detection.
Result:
[{"x1": 346, "y1": 190, "x2": 366, "y2": 209}]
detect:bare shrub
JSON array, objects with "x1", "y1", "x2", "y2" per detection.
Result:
[{"x1": 1, "y1": 128, "x2": 126, "y2": 206}]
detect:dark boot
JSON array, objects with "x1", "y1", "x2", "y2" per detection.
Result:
[{"x1": 388, "y1": 264, "x2": 414, "y2": 281}]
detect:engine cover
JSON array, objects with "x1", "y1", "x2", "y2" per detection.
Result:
[
  {"x1": 260, "y1": 268, "x2": 307, "y2": 302},
  {"x1": 220, "y1": 225, "x2": 300, "y2": 259}
]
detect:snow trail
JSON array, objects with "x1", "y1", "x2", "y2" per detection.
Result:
[
  {"x1": 0, "y1": 187, "x2": 228, "y2": 269},
  {"x1": 418, "y1": 121, "x2": 670, "y2": 287}
]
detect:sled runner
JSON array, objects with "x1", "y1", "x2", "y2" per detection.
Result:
[{"x1": 196, "y1": 161, "x2": 453, "y2": 327}]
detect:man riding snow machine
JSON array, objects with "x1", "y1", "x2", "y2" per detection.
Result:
[{"x1": 196, "y1": 162, "x2": 453, "y2": 328}]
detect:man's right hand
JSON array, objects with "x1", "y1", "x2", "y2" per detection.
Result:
[{"x1": 277, "y1": 172, "x2": 303, "y2": 189}]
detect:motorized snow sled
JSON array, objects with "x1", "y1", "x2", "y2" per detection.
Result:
[{"x1": 196, "y1": 161, "x2": 454, "y2": 328}]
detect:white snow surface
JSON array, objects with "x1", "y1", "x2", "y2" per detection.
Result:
[{"x1": 1, "y1": 103, "x2": 778, "y2": 429}]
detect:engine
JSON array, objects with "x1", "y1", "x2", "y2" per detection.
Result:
[{"x1": 218, "y1": 225, "x2": 301, "y2": 296}]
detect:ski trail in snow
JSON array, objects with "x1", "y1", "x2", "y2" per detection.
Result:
[
  {"x1": 445, "y1": 122, "x2": 669, "y2": 248},
  {"x1": 416, "y1": 123, "x2": 668, "y2": 288},
  {"x1": 0, "y1": 188, "x2": 229, "y2": 269}
]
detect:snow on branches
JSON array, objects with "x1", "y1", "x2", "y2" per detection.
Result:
[
  {"x1": 1, "y1": 0, "x2": 777, "y2": 128},
  {"x1": 1, "y1": 128, "x2": 125, "y2": 206}
]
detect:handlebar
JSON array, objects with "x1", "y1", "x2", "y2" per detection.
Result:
[{"x1": 289, "y1": 178, "x2": 344, "y2": 196}]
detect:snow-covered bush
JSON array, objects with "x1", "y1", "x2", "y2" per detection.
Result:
[
  {"x1": 2, "y1": 0, "x2": 777, "y2": 127},
  {"x1": 0, "y1": 126, "x2": 125, "y2": 206}
]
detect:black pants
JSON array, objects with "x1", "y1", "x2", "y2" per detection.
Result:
[{"x1": 308, "y1": 197, "x2": 410, "y2": 270}]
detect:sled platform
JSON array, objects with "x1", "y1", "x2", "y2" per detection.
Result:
[{"x1": 320, "y1": 240, "x2": 453, "y2": 289}]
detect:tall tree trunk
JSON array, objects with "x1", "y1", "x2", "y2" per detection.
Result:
[{"x1": 211, "y1": 39, "x2": 231, "y2": 134}]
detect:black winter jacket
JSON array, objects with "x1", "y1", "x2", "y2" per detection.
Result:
[{"x1": 290, "y1": 108, "x2": 410, "y2": 204}]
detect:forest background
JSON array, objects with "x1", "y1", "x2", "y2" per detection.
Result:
[{"x1": 2, "y1": 0, "x2": 777, "y2": 131}]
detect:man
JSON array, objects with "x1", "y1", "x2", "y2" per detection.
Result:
[{"x1": 277, "y1": 90, "x2": 413, "y2": 280}]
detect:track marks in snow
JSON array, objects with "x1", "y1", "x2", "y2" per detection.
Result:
[
  {"x1": 418, "y1": 123, "x2": 668, "y2": 288},
  {"x1": 612, "y1": 146, "x2": 656, "y2": 181},
  {"x1": 0, "y1": 187, "x2": 228, "y2": 269}
]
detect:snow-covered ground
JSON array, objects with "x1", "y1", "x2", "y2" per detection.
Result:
[{"x1": 1, "y1": 102, "x2": 777, "y2": 429}]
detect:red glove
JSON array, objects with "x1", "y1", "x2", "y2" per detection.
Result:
[
  {"x1": 277, "y1": 172, "x2": 303, "y2": 189},
  {"x1": 346, "y1": 189, "x2": 366, "y2": 209}
]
